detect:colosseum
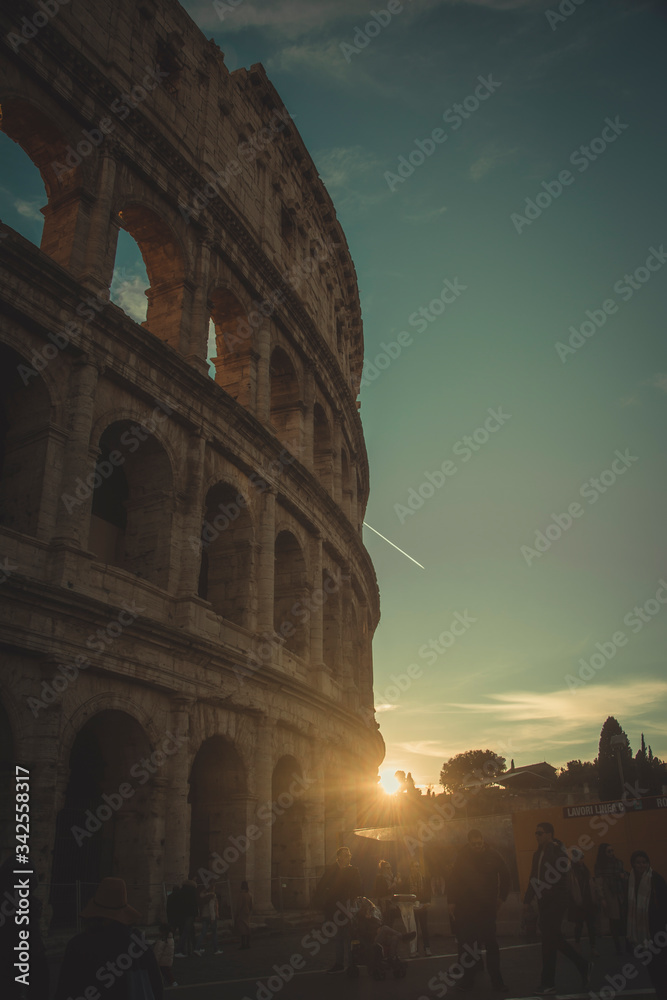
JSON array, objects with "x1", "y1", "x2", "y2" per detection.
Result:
[{"x1": 0, "y1": 0, "x2": 383, "y2": 925}]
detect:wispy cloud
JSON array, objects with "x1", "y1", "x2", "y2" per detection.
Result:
[
  {"x1": 14, "y1": 199, "x2": 43, "y2": 222},
  {"x1": 469, "y1": 144, "x2": 519, "y2": 181},
  {"x1": 649, "y1": 373, "x2": 667, "y2": 393},
  {"x1": 404, "y1": 205, "x2": 448, "y2": 224},
  {"x1": 314, "y1": 145, "x2": 379, "y2": 190}
]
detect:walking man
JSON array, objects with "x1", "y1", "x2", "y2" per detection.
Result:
[
  {"x1": 524, "y1": 821, "x2": 589, "y2": 995},
  {"x1": 448, "y1": 829, "x2": 510, "y2": 991},
  {"x1": 313, "y1": 846, "x2": 362, "y2": 973}
]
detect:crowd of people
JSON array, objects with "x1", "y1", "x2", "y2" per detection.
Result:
[{"x1": 311, "y1": 828, "x2": 667, "y2": 998}]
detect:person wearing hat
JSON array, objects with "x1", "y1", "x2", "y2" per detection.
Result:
[{"x1": 55, "y1": 877, "x2": 164, "y2": 999}]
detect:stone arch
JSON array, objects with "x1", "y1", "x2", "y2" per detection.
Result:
[
  {"x1": 115, "y1": 202, "x2": 186, "y2": 353},
  {"x1": 0, "y1": 94, "x2": 84, "y2": 265},
  {"x1": 322, "y1": 567, "x2": 342, "y2": 676},
  {"x1": 208, "y1": 286, "x2": 255, "y2": 405},
  {"x1": 188, "y1": 735, "x2": 247, "y2": 880},
  {"x1": 198, "y1": 480, "x2": 254, "y2": 627},
  {"x1": 274, "y1": 530, "x2": 308, "y2": 658},
  {"x1": 87, "y1": 419, "x2": 174, "y2": 588},
  {"x1": 50, "y1": 709, "x2": 155, "y2": 927},
  {"x1": 313, "y1": 402, "x2": 333, "y2": 494},
  {"x1": 271, "y1": 754, "x2": 307, "y2": 909},
  {"x1": 0, "y1": 342, "x2": 55, "y2": 538},
  {"x1": 269, "y1": 346, "x2": 301, "y2": 452}
]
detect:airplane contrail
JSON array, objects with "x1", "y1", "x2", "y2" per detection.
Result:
[{"x1": 363, "y1": 522, "x2": 425, "y2": 569}]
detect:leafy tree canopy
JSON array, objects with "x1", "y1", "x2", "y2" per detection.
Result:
[{"x1": 439, "y1": 749, "x2": 506, "y2": 794}]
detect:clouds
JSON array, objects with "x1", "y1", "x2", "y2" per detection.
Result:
[
  {"x1": 14, "y1": 198, "x2": 43, "y2": 222},
  {"x1": 110, "y1": 268, "x2": 148, "y2": 324},
  {"x1": 469, "y1": 143, "x2": 519, "y2": 180}
]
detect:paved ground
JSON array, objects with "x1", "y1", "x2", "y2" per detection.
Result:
[{"x1": 45, "y1": 897, "x2": 658, "y2": 999}]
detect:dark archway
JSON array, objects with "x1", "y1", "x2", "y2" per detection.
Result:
[
  {"x1": 50, "y1": 710, "x2": 153, "y2": 927},
  {"x1": 0, "y1": 344, "x2": 53, "y2": 537},
  {"x1": 198, "y1": 482, "x2": 253, "y2": 627},
  {"x1": 88, "y1": 420, "x2": 173, "y2": 588},
  {"x1": 274, "y1": 531, "x2": 308, "y2": 658},
  {"x1": 269, "y1": 347, "x2": 301, "y2": 452},
  {"x1": 271, "y1": 756, "x2": 306, "y2": 909},
  {"x1": 188, "y1": 737, "x2": 247, "y2": 884},
  {"x1": 313, "y1": 403, "x2": 333, "y2": 494},
  {"x1": 208, "y1": 288, "x2": 253, "y2": 405}
]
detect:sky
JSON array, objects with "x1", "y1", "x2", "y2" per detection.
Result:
[{"x1": 2, "y1": 0, "x2": 667, "y2": 790}]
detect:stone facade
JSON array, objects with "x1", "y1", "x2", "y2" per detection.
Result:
[{"x1": 0, "y1": 0, "x2": 383, "y2": 924}]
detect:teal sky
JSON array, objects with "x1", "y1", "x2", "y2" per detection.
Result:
[{"x1": 3, "y1": 0, "x2": 666, "y2": 788}]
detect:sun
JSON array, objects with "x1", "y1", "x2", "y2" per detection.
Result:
[{"x1": 378, "y1": 768, "x2": 400, "y2": 795}]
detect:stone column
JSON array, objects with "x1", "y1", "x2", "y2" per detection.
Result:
[
  {"x1": 304, "y1": 736, "x2": 326, "y2": 885},
  {"x1": 184, "y1": 238, "x2": 212, "y2": 377},
  {"x1": 249, "y1": 715, "x2": 274, "y2": 913},
  {"x1": 332, "y1": 411, "x2": 343, "y2": 505},
  {"x1": 303, "y1": 363, "x2": 315, "y2": 468},
  {"x1": 177, "y1": 434, "x2": 207, "y2": 597},
  {"x1": 52, "y1": 359, "x2": 99, "y2": 549},
  {"x1": 78, "y1": 148, "x2": 118, "y2": 296},
  {"x1": 256, "y1": 325, "x2": 271, "y2": 425},
  {"x1": 163, "y1": 697, "x2": 193, "y2": 887},
  {"x1": 309, "y1": 534, "x2": 324, "y2": 676},
  {"x1": 256, "y1": 489, "x2": 276, "y2": 636}
]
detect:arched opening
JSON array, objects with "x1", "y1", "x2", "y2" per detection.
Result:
[
  {"x1": 271, "y1": 756, "x2": 306, "y2": 909},
  {"x1": 274, "y1": 531, "x2": 308, "y2": 658},
  {"x1": 0, "y1": 344, "x2": 53, "y2": 537},
  {"x1": 188, "y1": 737, "x2": 247, "y2": 884},
  {"x1": 110, "y1": 229, "x2": 149, "y2": 324},
  {"x1": 88, "y1": 420, "x2": 173, "y2": 588},
  {"x1": 341, "y1": 447, "x2": 352, "y2": 519},
  {"x1": 50, "y1": 710, "x2": 153, "y2": 927},
  {"x1": 116, "y1": 204, "x2": 185, "y2": 352},
  {"x1": 0, "y1": 699, "x2": 13, "y2": 860},
  {"x1": 322, "y1": 568, "x2": 341, "y2": 676},
  {"x1": 198, "y1": 481, "x2": 253, "y2": 627},
  {"x1": 0, "y1": 98, "x2": 82, "y2": 266},
  {"x1": 269, "y1": 347, "x2": 301, "y2": 452},
  {"x1": 313, "y1": 403, "x2": 333, "y2": 494},
  {"x1": 208, "y1": 288, "x2": 254, "y2": 405}
]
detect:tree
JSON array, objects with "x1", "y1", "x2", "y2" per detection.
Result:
[
  {"x1": 635, "y1": 734, "x2": 667, "y2": 796},
  {"x1": 598, "y1": 717, "x2": 633, "y2": 801},
  {"x1": 439, "y1": 749, "x2": 506, "y2": 794},
  {"x1": 556, "y1": 759, "x2": 598, "y2": 791}
]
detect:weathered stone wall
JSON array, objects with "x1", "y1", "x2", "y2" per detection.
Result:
[{"x1": 0, "y1": 0, "x2": 383, "y2": 924}]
